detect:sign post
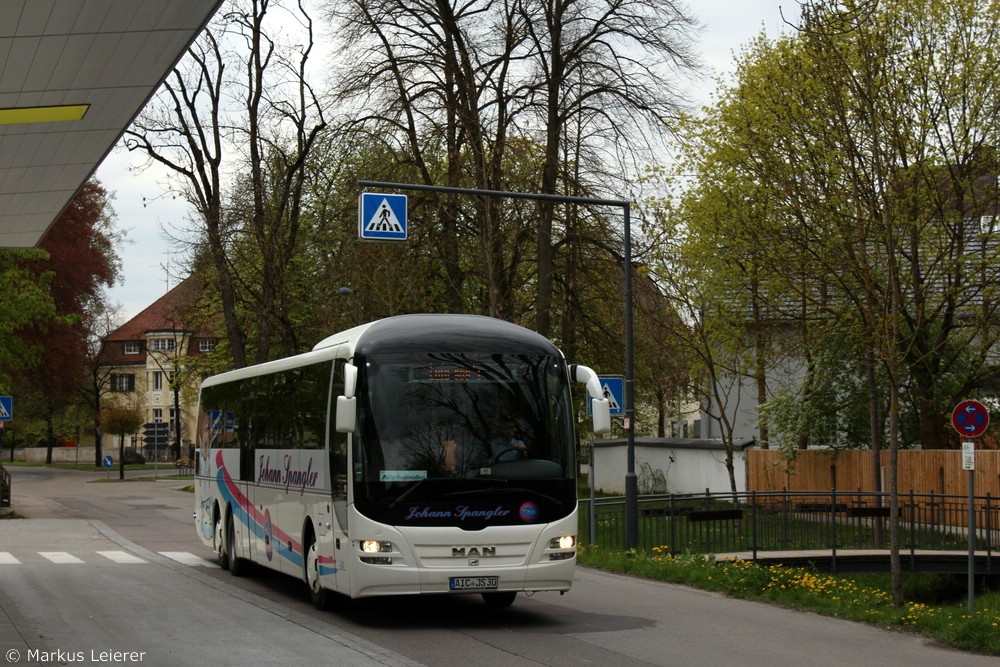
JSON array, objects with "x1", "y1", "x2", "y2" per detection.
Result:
[{"x1": 952, "y1": 400, "x2": 988, "y2": 613}]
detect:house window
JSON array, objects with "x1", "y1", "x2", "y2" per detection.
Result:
[
  {"x1": 198, "y1": 339, "x2": 216, "y2": 353},
  {"x1": 110, "y1": 373, "x2": 135, "y2": 393},
  {"x1": 124, "y1": 341, "x2": 140, "y2": 355},
  {"x1": 152, "y1": 371, "x2": 163, "y2": 391},
  {"x1": 151, "y1": 338, "x2": 176, "y2": 352}
]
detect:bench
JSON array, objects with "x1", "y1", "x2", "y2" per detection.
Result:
[
  {"x1": 846, "y1": 506, "x2": 891, "y2": 518},
  {"x1": 640, "y1": 506, "x2": 691, "y2": 518},
  {"x1": 687, "y1": 509, "x2": 743, "y2": 522},
  {"x1": 795, "y1": 503, "x2": 847, "y2": 513}
]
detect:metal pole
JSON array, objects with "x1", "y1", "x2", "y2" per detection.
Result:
[
  {"x1": 968, "y1": 468, "x2": 975, "y2": 613},
  {"x1": 623, "y1": 202, "x2": 637, "y2": 550},
  {"x1": 357, "y1": 179, "x2": 638, "y2": 549},
  {"x1": 589, "y1": 442, "x2": 596, "y2": 545}
]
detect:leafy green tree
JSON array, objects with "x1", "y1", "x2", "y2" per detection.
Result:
[
  {"x1": 2, "y1": 180, "x2": 118, "y2": 459},
  {"x1": 658, "y1": 0, "x2": 1000, "y2": 605},
  {"x1": 101, "y1": 406, "x2": 144, "y2": 480},
  {"x1": 0, "y1": 251, "x2": 55, "y2": 393}
]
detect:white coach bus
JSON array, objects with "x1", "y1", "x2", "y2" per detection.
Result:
[{"x1": 194, "y1": 314, "x2": 610, "y2": 609}]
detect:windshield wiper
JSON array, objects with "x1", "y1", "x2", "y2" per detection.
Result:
[{"x1": 387, "y1": 478, "x2": 433, "y2": 509}]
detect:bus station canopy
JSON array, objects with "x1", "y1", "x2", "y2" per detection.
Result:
[{"x1": 0, "y1": 0, "x2": 222, "y2": 247}]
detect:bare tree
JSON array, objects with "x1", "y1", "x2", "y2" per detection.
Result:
[{"x1": 125, "y1": 0, "x2": 327, "y2": 366}]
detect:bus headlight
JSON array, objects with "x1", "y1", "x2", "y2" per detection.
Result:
[
  {"x1": 548, "y1": 535, "x2": 576, "y2": 560},
  {"x1": 550, "y1": 535, "x2": 575, "y2": 550},
  {"x1": 360, "y1": 539, "x2": 393, "y2": 564},
  {"x1": 361, "y1": 539, "x2": 392, "y2": 553}
]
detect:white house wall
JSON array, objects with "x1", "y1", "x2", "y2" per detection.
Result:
[{"x1": 590, "y1": 439, "x2": 750, "y2": 495}]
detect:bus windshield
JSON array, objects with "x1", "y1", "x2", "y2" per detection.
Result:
[{"x1": 352, "y1": 352, "x2": 577, "y2": 528}]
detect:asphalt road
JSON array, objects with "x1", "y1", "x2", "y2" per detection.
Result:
[{"x1": 1, "y1": 466, "x2": 996, "y2": 667}]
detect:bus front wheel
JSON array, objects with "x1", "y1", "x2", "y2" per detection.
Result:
[
  {"x1": 304, "y1": 531, "x2": 334, "y2": 611},
  {"x1": 482, "y1": 591, "x2": 517, "y2": 608}
]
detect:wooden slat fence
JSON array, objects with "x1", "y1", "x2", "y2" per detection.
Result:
[
  {"x1": 748, "y1": 449, "x2": 1000, "y2": 530},
  {"x1": 748, "y1": 449, "x2": 1000, "y2": 496}
]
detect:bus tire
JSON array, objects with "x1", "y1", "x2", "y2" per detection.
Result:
[
  {"x1": 225, "y1": 509, "x2": 248, "y2": 576},
  {"x1": 304, "y1": 529, "x2": 334, "y2": 611},
  {"x1": 214, "y1": 507, "x2": 227, "y2": 570},
  {"x1": 482, "y1": 591, "x2": 517, "y2": 608}
]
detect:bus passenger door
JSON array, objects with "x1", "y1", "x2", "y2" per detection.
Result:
[{"x1": 330, "y1": 357, "x2": 352, "y2": 596}]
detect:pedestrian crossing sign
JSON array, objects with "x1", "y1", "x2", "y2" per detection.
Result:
[
  {"x1": 587, "y1": 377, "x2": 623, "y2": 416},
  {"x1": 0, "y1": 395, "x2": 11, "y2": 421},
  {"x1": 359, "y1": 192, "x2": 408, "y2": 241}
]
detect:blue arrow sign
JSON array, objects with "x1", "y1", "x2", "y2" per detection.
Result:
[
  {"x1": 102, "y1": 455, "x2": 114, "y2": 468},
  {"x1": 359, "y1": 192, "x2": 407, "y2": 241}
]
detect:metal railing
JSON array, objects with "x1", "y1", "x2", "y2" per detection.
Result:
[{"x1": 579, "y1": 489, "x2": 998, "y2": 559}]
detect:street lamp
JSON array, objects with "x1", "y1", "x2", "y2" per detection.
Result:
[{"x1": 358, "y1": 179, "x2": 639, "y2": 550}]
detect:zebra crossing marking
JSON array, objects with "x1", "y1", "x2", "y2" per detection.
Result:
[
  {"x1": 98, "y1": 550, "x2": 147, "y2": 564},
  {"x1": 40, "y1": 551, "x2": 85, "y2": 564},
  {"x1": 159, "y1": 551, "x2": 216, "y2": 567},
  {"x1": 0, "y1": 551, "x2": 216, "y2": 567}
]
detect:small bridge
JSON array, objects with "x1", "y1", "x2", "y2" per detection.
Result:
[
  {"x1": 580, "y1": 489, "x2": 999, "y2": 576},
  {"x1": 718, "y1": 549, "x2": 995, "y2": 576}
]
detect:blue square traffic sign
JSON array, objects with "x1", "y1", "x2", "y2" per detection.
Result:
[
  {"x1": 587, "y1": 377, "x2": 623, "y2": 416},
  {"x1": 0, "y1": 396, "x2": 10, "y2": 421},
  {"x1": 359, "y1": 192, "x2": 407, "y2": 241}
]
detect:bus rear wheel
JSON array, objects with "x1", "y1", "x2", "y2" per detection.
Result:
[
  {"x1": 482, "y1": 591, "x2": 517, "y2": 608},
  {"x1": 214, "y1": 511, "x2": 227, "y2": 570},
  {"x1": 225, "y1": 510, "x2": 248, "y2": 576}
]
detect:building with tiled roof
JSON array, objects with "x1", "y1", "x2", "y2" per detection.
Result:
[{"x1": 97, "y1": 276, "x2": 218, "y2": 460}]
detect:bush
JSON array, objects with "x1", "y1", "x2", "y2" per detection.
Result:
[{"x1": 122, "y1": 449, "x2": 146, "y2": 465}]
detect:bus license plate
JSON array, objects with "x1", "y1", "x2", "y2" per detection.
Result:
[{"x1": 449, "y1": 576, "x2": 498, "y2": 591}]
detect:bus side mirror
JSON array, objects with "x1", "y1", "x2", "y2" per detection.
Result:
[
  {"x1": 571, "y1": 364, "x2": 612, "y2": 434},
  {"x1": 335, "y1": 396, "x2": 356, "y2": 433},
  {"x1": 344, "y1": 363, "x2": 358, "y2": 398},
  {"x1": 591, "y1": 398, "x2": 611, "y2": 434},
  {"x1": 336, "y1": 362, "x2": 358, "y2": 433}
]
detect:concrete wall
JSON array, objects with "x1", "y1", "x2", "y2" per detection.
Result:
[
  {"x1": 5, "y1": 445, "x2": 187, "y2": 465},
  {"x1": 590, "y1": 437, "x2": 752, "y2": 495}
]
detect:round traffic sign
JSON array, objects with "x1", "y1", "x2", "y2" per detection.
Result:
[
  {"x1": 102, "y1": 455, "x2": 114, "y2": 468},
  {"x1": 952, "y1": 399, "x2": 989, "y2": 438}
]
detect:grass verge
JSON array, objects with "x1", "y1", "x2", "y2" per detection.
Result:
[{"x1": 578, "y1": 545, "x2": 1000, "y2": 656}]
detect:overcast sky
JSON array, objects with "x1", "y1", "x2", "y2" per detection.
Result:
[{"x1": 97, "y1": 1, "x2": 792, "y2": 322}]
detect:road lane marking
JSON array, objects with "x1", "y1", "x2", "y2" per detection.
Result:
[
  {"x1": 40, "y1": 551, "x2": 85, "y2": 564},
  {"x1": 0, "y1": 552, "x2": 20, "y2": 564},
  {"x1": 159, "y1": 551, "x2": 217, "y2": 567},
  {"x1": 98, "y1": 550, "x2": 147, "y2": 564}
]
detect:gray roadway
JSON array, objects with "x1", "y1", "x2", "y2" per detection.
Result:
[
  {"x1": 0, "y1": 467, "x2": 412, "y2": 666},
  {"x1": 1, "y1": 466, "x2": 998, "y2": 667}
]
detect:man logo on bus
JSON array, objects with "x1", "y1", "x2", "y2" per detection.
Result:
[
  {"x1": 519, "y1": 501, "x2": 539, "y2": 522},
  {"x1": 451, "y1": 546, "x2": 496, "y2": 558}
]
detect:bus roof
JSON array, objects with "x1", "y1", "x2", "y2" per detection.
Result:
[
  {"x1": 314, "y1": 314, "x2": 560, "y2": 356},
  {"x1": 202, "y1": 315, "x2": 561, "y2": 389}
]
